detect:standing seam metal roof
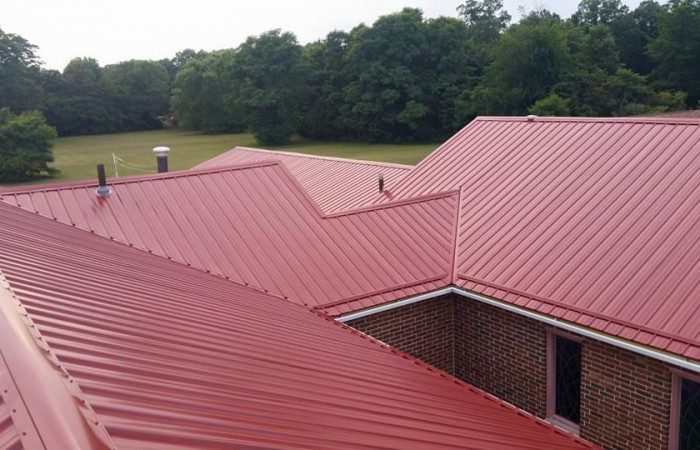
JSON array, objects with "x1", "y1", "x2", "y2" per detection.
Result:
[
  {"x1": 387, "y1": 116, "x2": 700, "y2": 361},
  {"x1": 3, "y1": 116, "x2": 698, "y2": 363},
  {"x1": 0, "y1": 202, "x2": 594, "y2": 449},
  {"x1": 0, "y1": 162, "x2": 457, "y2": 317},
  {"x1": 194, "y1": 147, "x2": 413, "y2": 213}
]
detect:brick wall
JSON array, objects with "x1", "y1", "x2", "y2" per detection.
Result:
[
  {"x1": 580, "y1": 339, "x2": 671, "y2": 449},
  {"x1": 346, "y1": 293, "x2": 685, "y2": 450},
  {"x1": 345, "y1": 296, "x2": 454, "y2": 372},
  {"x1": 453, "y1": 296, "x2": 548, "y2": 417}
]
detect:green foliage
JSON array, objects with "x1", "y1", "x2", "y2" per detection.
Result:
[
  {"x1": 648, "y1": 0, "x2": 700, "y2": 105},
  {"x1": 457, "y1": 0, "x2": 511, "y2": 43},
  {"x1": 0, "y1": 108, "x2": 57, "y2": 182},
  {"x1": 0, "y1": 26, "x2": 44, "y2": 113},
  {"x1": 233, "y1": 30, "x2": 304, "y2": 145},
  {"x1": 2, "y1": 0, "x2": 699, "y2": 148},
  {"x1": 572, "y1": 0, "x2": 629, "y2": 25},
  {"x1": 341, "y1": 9, "x2": 431, "y2": 142},
  {"x1": 529, "y1": 93, "x2": 571, "y2": 115},
  {"x1": 103, "y1": 60, "x2": 171, "y2": 130},
  {"x1": 467, "y1": 13, "x2": 572, "y2": 116},
  {"x1": 43, "y1": 57, "x2": 117, "y2": 135},
  {"x1": 172, "y1": 50, "x2": 244, "y2": 133}
]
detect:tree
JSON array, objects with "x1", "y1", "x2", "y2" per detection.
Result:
[
  {"x1": 648, "y1": 0, "x2": 700, "y2": 106},
  {"x1": 422, "y1": 17, "x2": 481, "y2": 135},
  {"x1": 609, "y1": 0, "x2": 663, "y2": 74},
  {"x1": 171, "y1": 50, "x2": 244, "y2": 133},
  {"x1": 0, "y1": 108, "x2": 57, "y2": 182},
  {"x1": 529, "y1": 93, "x2": 571, "y2": 115},
  {"x1": 103, "y1": 60, "x2": 171, "y2": 130},
  {"x1": 233, "y1": 30, "x2": 305, "y2": 145},
  {"x1": 42, "y1": 57, "x2": 116, "y2": 135},
  {"x1": 579, "y1": 24, "x2": 620, "y2": 73},
  {"x1": 467, "y1": 12, "x2": 572, "y2": 116},
  {"x1": 571, "y1": 0, "x2": 629, "y2": 25},
  {"x1": 457, "y1": 0, "x2": 511, "y2": 43},
  {"x1": 298, "y1": 31, "x2": 352, "y2": 139},
  {"x1": 341, "y1": 9, "x2": 430, "y2": 142},
  {"x1": 0, "y1": 26, "x2": 44, "y2": 113}
]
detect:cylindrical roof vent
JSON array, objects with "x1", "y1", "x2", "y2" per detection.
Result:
[{"x1": 153, "y1": 146, "x2": 170, "y2": 173}]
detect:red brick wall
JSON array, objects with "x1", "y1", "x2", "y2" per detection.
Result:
[
  {"x1": 346, "y1": 293, "x2": 685, "y2": 450},
  {"x1": 580, "y1": 338, "x2": 672, "y2": 449},
  {"x1": 345, "y1": 296, "x2": 454, "y2": 372},
  {"x1": 453, "y1": 295, "x2": 548, "y2": 416}
]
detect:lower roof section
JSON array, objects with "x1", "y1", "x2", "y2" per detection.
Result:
[{"x1": 0, "y1": 202, "x2": 594, "y2": 449}]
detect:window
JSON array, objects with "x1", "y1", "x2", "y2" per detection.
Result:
[
  {"x1": 547, "y1": 330, "x2": 582, "y2": 433},
  {"x1": 671, "y1": 373, "x2": 700, "y2": 450}
]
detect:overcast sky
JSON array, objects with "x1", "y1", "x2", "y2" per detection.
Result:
[{"x1": 1, "y1": 0, "x2": 648, "y2": 71}]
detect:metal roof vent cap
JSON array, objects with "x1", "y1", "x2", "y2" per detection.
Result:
[
  {"x1": 526, "y1": 114, "x2": 537, "y2": 121},
  {"x1": 95, "y1": 164, "x2": 111, "y2": 197},
  {"x1": 153, "y1": 146, "x2": 170, "y2": 173}
]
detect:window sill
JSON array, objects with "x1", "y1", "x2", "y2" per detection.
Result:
[{"x1": 546, "y1": 415, "x2": 580, "y2": 436}]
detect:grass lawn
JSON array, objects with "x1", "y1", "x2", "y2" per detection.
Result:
[{"x1": 21, "y1": 129, "x2": 438, "y2": 185}]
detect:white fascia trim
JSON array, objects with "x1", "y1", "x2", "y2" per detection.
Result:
[
  {"x1": 336, "y1": 286, "x2": 700, "y2": 374},
  {"x1": 336, "y1": 287, "x2": 454, "y2": 322}
]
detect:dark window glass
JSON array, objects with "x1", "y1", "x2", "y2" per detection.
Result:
[
  {"x1": 555, "y1": 335, "x2": 581, "y2": 423},
  {"x1": 679, "y1": 378, "x2": 700, "y2": 450}
]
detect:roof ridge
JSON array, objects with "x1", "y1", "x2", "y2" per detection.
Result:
[
  {"x1": 234, "y1": 146, "x2": 415, "y2": 169},
  {"x1": 323, "y1": 189, "x2": 460, "y2": 219},
  {"x1": 0, "y1": 161, "x2": 280, "y2": 194},
  {"x1": 475, "y1": 115, "x2": 700, "y2": 126}
]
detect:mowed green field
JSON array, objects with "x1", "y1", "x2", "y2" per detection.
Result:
[{"x1": 31, "y1": 129, "x2": 438, "y2": 184}]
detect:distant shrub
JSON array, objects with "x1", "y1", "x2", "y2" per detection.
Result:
[{"x1": 0, "y1": 108, "x2": 58, "y2": 182}]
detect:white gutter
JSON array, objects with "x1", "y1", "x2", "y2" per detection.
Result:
[{"x1": 336, "y1": 286, "x2": 700, "y2": 374}]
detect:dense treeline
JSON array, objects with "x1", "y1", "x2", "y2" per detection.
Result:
[
  {"x1": 172, "y1": 0, "x2": 698, "y2": 144},
  {"x1": 1, "y1": 0, "x2": 699, "y2": 153}
]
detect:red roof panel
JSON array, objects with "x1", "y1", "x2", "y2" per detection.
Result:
[
  {"x1": 195, "y1": 147, "x2": 412, "y2": 212},
  {"x1": 0, "y1": 163, "x2": 456, "y2": 315},
  {"x1": 388, "y1": 116, "x2": 700, "y2": 361},
  {"x1": 0, "y1": 202, "x2": 593, "y2": 448},
  {"x1": 4, "y1": 116, "x2": 698, "y2": 362}
]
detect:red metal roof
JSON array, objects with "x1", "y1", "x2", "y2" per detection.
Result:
[
  {"x1": 0, "y1": 162, "x2": 456, "y2": 316},
  {"x1": 4, "y1": 116, "x2": 698, "y2": 363},
  {"x1": 0, "y1": 202, "x2": 593, "y2": 449},
  {"x1": 0, "y1": 358, "x2": 28, "y2": 450},
  {"x1": 195, "y1": 147, "x2": 412, "y2": 212},
  {"x1": 388, "y1": 116, "x2": 700, "y2": 361}
]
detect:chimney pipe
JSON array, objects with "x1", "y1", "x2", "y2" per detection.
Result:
[
  {"x1": 95, "y1": 164, "x2": 111, "y2": 197},
  {"x1": 153, "y1": 146, "x2": 170, "y2": 173},
  {"x1": 378, "y1": 172, "x2": 385, "y2": 193}
]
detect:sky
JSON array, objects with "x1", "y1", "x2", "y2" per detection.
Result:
[{"x1": 1, "y1": 0, "x2": 648, "y2": 71}]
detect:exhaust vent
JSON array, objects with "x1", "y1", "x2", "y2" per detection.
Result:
[
  {"x1": 153, "y1": 146, "x2": 170, "y2": 173},
  {"x1": 95, "y1": 164, "x2": 111, "y2": 197}
]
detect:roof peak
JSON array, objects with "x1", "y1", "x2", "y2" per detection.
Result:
[
  {"x1": 475, "y1": 115, "x2": 700, "y2": 125},
  {"x1": 234, "y1": 146, "x2": 415, "y2": 169},
  {"x1": 0, "y1": 160, "x2": 280, "y2": 194}
]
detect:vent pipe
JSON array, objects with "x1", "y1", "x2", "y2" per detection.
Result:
[
  {"x1": 95, "y1": 164, "x2": 111, "y2": 197},
  {"x1": 153, "y1": 146, "x2": 170, "y2": 173},
  {"x1": 378, "y1": 172, "x2": 385, "y2": 193}
]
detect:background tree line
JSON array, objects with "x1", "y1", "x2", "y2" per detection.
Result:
[
  {"x1": 172, "y1": 0, "x2": 699, "y2": 144},
  {"x1": 0, "y1": 0, "x2": 699, "y2": 181}
]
